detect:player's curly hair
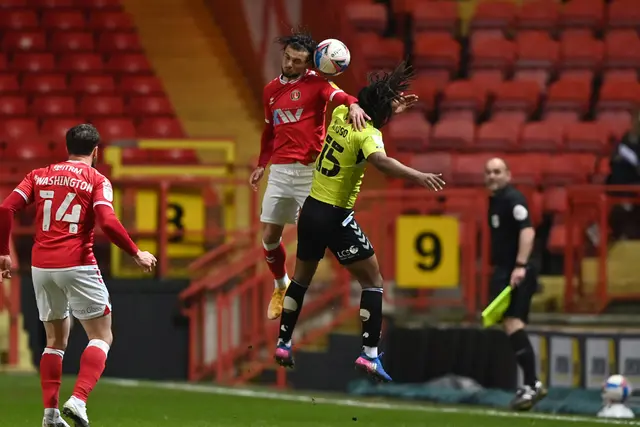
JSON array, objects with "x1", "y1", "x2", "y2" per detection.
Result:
[
  {"x1": 66, "y1": 124, "x2": 100, "y2": 156},
  {"x1": 357, "y1": 61, "x2": 415, "y2": 129},
  {"x1": 275, "y1": 27, "x2": 317, "y2": 62}
]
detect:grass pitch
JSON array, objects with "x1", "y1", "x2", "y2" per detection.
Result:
[{"x1": 0, "y1": 374, "x2": 638, "y2": 427}]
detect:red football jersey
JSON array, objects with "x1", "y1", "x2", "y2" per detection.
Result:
[
  {"x1": 263, "y1": 70, "x2": 346, "y2": 165},
  {"x1": 13, "y1": 160, "x2": 114, "y2": 269}
]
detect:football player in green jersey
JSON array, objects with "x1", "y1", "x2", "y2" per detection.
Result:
[{"x1": 274, "y1": 62, "x2": 445, "y2": 382}]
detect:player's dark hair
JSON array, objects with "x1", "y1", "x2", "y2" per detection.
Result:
[
  {"x1": 357, "y1": 61, "x2": 415, "y2": 129},
  {"x1": 66, "y1": 124, "x2": 100, "y2": 156},
  {"x1": 276, "y1": 27, "x2": 317, "y2": 62}
]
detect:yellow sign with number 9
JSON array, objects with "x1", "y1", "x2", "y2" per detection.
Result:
[{"x1": 395, "y1": 215, "x2": 459, "y2": 288}]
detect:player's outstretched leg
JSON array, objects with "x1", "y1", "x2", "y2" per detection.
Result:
[
  {"x1": 41, "y1": 318, "x2": 71, "y2": 427},
  {"x1": 263, "y1": 224, "x2": 291, "y2": 320},
  {"x1": 346, "y1": 255, "x2": 392, "y2": 383},
  {"x1": 63, "y1": 313, "x2": 113, "y2": 427},
  {"x1": 274, "y1": 259, "x2": 319, "y2": 367}
]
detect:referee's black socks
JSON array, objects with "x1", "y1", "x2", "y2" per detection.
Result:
[
  {"x1": 509, "y1": 328, "x2": 538, "y2": 387},
  {"x1": 277, "y1": 280, "x2": 308, "y2": 346},
  {"x1": 360, "y1": 287, "x2": 383, "y2": 358}
]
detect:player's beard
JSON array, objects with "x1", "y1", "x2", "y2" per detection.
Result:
[{"x1": 281, "y1": 68, "x2": 301, "y2": 80}]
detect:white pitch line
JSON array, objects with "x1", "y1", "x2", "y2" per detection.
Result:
[{"x1": 104, "y1": 378, "x2": 640, "y2": 425}]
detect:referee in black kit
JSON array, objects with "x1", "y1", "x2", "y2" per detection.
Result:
[{"x1": 485, "y1": 157, "x2": 547, "y2": 411}]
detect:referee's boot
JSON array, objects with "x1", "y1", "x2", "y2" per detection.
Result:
[
  {"x1": 510, "y1": 380, "x2": 547, "y2": 411},
  {"x1": 354, "y1": 352, "x2": 392, "y2": 383}
]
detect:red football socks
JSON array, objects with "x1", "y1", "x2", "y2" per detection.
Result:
[
  {"x1": 263, "y1": 241, "x2": 287, "y2": 282},
  {"x1": 72, "y1": 339, "x2": 110, "y2": 403},
  {"x1": 40, "y1": 348, "x2": 64, "y2": 409}
]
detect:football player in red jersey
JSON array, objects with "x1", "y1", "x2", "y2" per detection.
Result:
[
  {"x1": 249, "y1": 29, "x2": 370, "y2": 321},
  {"x1": 0, "y1": 124, "x2": 156, "y2": 427}
]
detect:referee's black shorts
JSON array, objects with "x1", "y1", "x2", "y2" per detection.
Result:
[
  {"x1": 296, "y1": 196, "x2": 375, "y2": 265},
  {"x1": 488, "y1": 265, "x2": 538, "y2": 323}
]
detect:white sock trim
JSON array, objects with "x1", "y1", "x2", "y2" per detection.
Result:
[
  {"x1": 87, "y1": 339, "x2": 110, "y2": 356},
  {"x1": 43, "y1": 348, "x2": 65, "y2": 358},
  {"x1": 263, "y1": 238, "x2": 282, "y2": 251}
]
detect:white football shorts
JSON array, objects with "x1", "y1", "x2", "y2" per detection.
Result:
[
  {"x1": 31, "y1": 265, "x2": 112, "y2": 322},
  {"x1": 260, "y1": 163, "x2": 314, "y2": 225}
]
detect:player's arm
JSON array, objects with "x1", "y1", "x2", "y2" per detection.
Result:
[
  {"x1": 363, "y1": 135, "x2": 445, "y2": 191},
  {"x1": 91, "y1": 178, "x2": 138, "y2": 256},
  {"x1": 320, "y1": 80, "x2": 369, "y2": 131},
  {"x1": 511, "y1": 194, "x2": 535, "y2": 266},
  {"x1": 257, "y1": 88, "x2": 275, "y2": 169},
  {"x1": 0, "y1": 173, "x2": 34, "y2": 256}
]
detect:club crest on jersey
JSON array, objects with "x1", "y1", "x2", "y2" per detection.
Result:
[{"x1": 290, "y1": 90, "x2": 301, "y2": 101}]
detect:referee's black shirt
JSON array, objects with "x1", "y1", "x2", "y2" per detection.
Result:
[{"x1": 488, "y1": 185, "x2": 532, "y2": 267}]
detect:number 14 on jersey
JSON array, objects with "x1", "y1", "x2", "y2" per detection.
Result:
[{"x1": 41, "y1": 190, "x2": 82, "y2": 233}]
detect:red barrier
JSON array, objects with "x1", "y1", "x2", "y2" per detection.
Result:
[{"x1": 565, "y1": 185, "x2": 640, "y2": 312}]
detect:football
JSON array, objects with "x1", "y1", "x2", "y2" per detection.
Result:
[
  {"x1": 602, "y1": 374, "x2": 632, "y2": 403},
  {"x1": 314, "y1": 39, "x2": 351, "y2": 76}
]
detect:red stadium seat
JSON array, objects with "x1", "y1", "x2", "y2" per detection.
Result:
[
  {"x1": 11, "y1": 53, "x2": 55, "y2": 72},
  {"x1": 411, "y1": 76, "x2": 439, "y2": 113},
  {"x1": 475, "y1": 120, "x2": 520, "y2": 150},
  {"x1": 502, "y1": 154, "x2": 546, "y2": 186},
  {"x1": 346, "y1": 2, "x2": 387, "y2": 33},
  {"x1": 560, "y1": 34, "x2": 604, "y2": 70},
  {"x1": 80, "y1": 95, "x2": 125, "y2": 116},
  {"x1": 558, "y1": 69, "x2": 595, "y2": 85},
  {"x1": 452, "y1": 153, "x2": 497, "y2": 186},
  {"x1": 0, "y1": 9, "x2": 38, "y2": 30},
  {"x1": 440, "y1": 80, "x2": 487, "y2": 120},
  {"x1": 470, "y1": 1, "x2": 517, "y2": 32},
  {"x1": 544, "y1": 79, "x2": 591, "y2": 118},
  {"x1": 409, "y1": 152, "x2": 453, "y2": 184},
  {"x1": 0, "y1": 55, "x2": 7, "y2": 71},
  {"x1": 387, "y1": 111, "x2": 430, "y2": 152},
  {"x1": 70, "y1": 75, "x2": 116, "y2": 95},
  {"x1": 22, "y1": 74, "x2": 68, "y2": 94},
  {"x1": 107, "y1": 54, "x2": 152, "y2": 74},
  {"x1": 513, "y1": 69, "x2": 550, "y2": 92},
  {"x1": 430, "y1": 119, "x2": 475, "y2": 150},
  {"x1": 75, "y1": 0, "x2": 122, "y2": 9},
  {"x1": 30, "y1": 0, "x2": 74, "y2": 7},
  {"x1": 412, "y1": 1, "x2": 458, "y2": 35},
  {"x1": 604, "y1": 30, "x2": 640, "y2": 69},
  {"x1": 89, "y1": 11, "x2": 134, "y2": 31},
  {"x1": 4, "y1": 138, "x2": 52, "y2": 161},
  {"x1": 58, "y1": 53, "x2": 104, "y2": 73},
  {"x1": 129, "y1": 96, "x2": 174, "y2": 116},
  {"x1": 561, "y1": 0, "x2": 605, "y2": 29},
  {"x1": 2, "y1": 31, "x2": 47, "y2": 52},
  {"x1": 469, "y1": 29, "x2": 504, "y2": 47},
  {"x1": 41, "y1": 118, "x2": 85, "y2": 140},
  {"x1": 515, "y1": 31, "x2": 559, "y2": 71},
  {"x1": 469, "y1": 69, "x2": 504, "y2": 94},
  {"x1": 564, "y1": 122, "x2": 610, "y2": 152},
  {"x1": 597, "y1": 81, "x2": 640, "y2": 111},
  {"x1": 493, "y1": 80, "x2": 540, "y2": 117},
  {"x1": 0, "y1": 74, "x2": 19, "y2": 93},
  {"x1": 413, "y1": 33, "x2": 460, "y2": 74},
  {"x1": 0, "y1": 96, "x2": 27, "y2": 116},
  {"x1": 517, "y1": 0, "x2": 559, "y2": 31},
  {"x1": 91, "y1": 118, "x2": 136, "y2": 141},
  {"x1": 50, "y1": 31, "x2": 95, "y2": 52},
  {"x1": 492, "y1": 110, "x2": 529, "y2": 125},
  {"x1": 30, "y1": 96, "x2": 76, "y2": 117},
  {"x1": 42, "y1": 11, "x2": 86, "y2": 31},
  {"x1": 520, "y1": 121, "x2": 565, "y2": 151},
  {"x1": 119, "y1": 76, "x2": 164, "y2": 95},
  {"x1": 137, "y1": 118, "x2": 184, "y2": 138},
  {"x1": 98, "y1": 32, "x2": 143, "y2": 52},
  {"x1": 603, "y1": 69, "x2": 638, "y2": 83},
  {"x1": 470, "y1": 37, "x2": 516, "y2": 74},
  {"x1": 542, "y1": 153, "x2": 596, "y2": 185},
  {"x1": 121, "y1": 147, "x2": 152, "y2": 164},
  {"x1": 597, "y1": 111, "x2": 632, "y2": 140},
  {"x1": 543, "y1": 187, "x2": 568, "y2": 214},
  {"x1": 152, "y1": 149, "x2": 199, "y2": 165},
  {"x1": 357, "y1": 33, "x2": 404, "y2": 69},
  {"x1": 607, "y1": 0, "x2": 640, "y2": 30},
  {"x1": 593, "y1": 156, "x2": 611, "y2": 183},
  {"x1": 0, "y1": 118, "x2": 38, "y2": 140}
]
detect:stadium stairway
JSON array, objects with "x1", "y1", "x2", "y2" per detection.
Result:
[{"x1": 121, "y1": 0, "x2": 261, "y2": 164}]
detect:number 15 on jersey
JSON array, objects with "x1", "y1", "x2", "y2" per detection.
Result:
[{"x1": 395, "y1": 215, "x2": 459, "y2": 288}]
